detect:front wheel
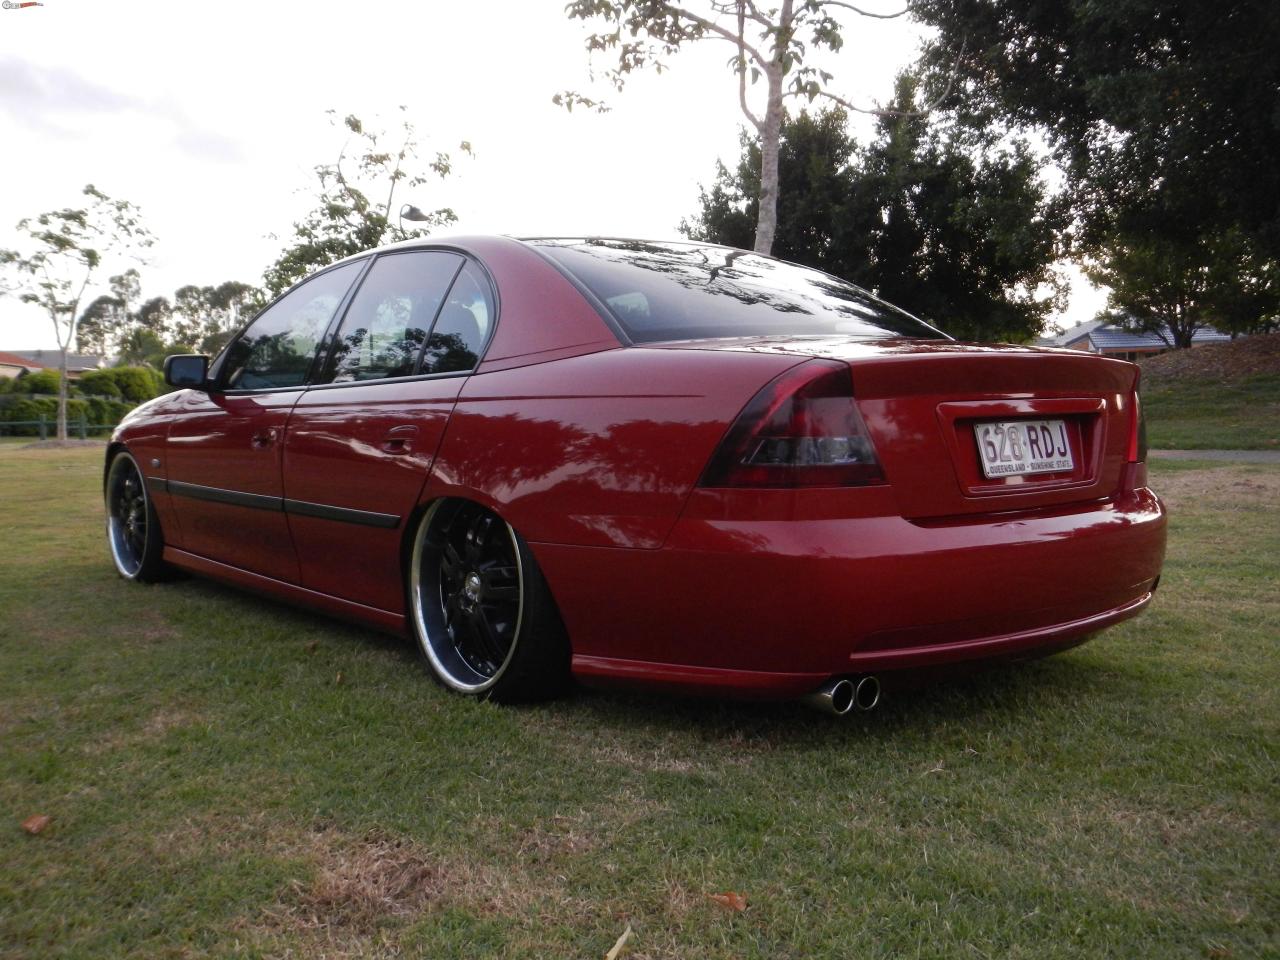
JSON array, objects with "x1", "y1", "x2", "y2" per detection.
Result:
[
  {"x1": 408, "y1": 500, "x2": 570, "y2": 703},
  {"x1": 105, "y1": 450, "x2": 169, "y2": 582}
]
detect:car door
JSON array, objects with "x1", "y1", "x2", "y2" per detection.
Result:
[
  {"x1": 163, "y1": 260, "x2": 366, "y2": 582},
  {"x1": 283, "y1": 251, "x2": 494, "y2": 613}
]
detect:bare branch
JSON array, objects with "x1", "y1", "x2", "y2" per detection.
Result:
[
  {"x1": 814, "y1": 0, "x2": 909, "y2": 19},
  {"x1": 714, "y1": 0, "x2": 770, "y2": 27},
  {"x1": 385, "y1": 127, "x2": 414, "y2": 222},
  {"x1": 666, "y1": 3, "x2": 769, "y2": 67}
]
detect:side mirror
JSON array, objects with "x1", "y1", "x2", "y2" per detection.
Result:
[{"x1": 163, "y1": 354, "x2": 210, "y2": 389}]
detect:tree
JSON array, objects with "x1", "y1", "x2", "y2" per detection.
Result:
[
  {"x1": 1090, "y1": 229, "x2": 1280, "y2": 347},
  {"x1": 117, "y1": 327, "x2": 170, "y2": 369},
  {"x1": 76, "y1": 294, "x2": 126, "y2": 355},
  {"x1": 560, "y1": 0, "x2": 952, "y2": 255},
  {"x1": 0, "y1": 185, "x2": 152, "y2": 440},
  {"x1": 169, "y1": 280, "x2": 259, "y2": 355},
  {"x1": 912, "y1": 0, "x2": 1280, "y2": 343},
  {"x1": 264, "y1": 109, "x2": 470, "y2": 296},
  {"x1": 685, "y1": 82, "x2": 1067, "y2": 341}
]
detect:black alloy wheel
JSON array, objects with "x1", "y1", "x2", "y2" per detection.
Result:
[
  {"x1": 409, "y1": 500, "x2": 569, "y2": 702},
  {"x1": 106, "y1": 451, "x2": 167, "y2": 581}
]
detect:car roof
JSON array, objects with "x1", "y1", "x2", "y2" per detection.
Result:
[{"x1": 322, "y1": 234, "x2": 752, "y2": 271}]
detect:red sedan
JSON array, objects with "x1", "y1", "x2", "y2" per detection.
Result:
[{"x1": 105, "y1": 237, "x2": 1166, "y2": 713}]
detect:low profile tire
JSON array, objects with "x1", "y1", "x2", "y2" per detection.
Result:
[
  {"x1": 105, "y1": 450, "x2": 169, "y2": 582},
  {"x1": 409, "y1": 500, "x2": 570, "y2": 703}
]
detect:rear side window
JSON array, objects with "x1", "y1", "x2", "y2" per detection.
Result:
[
  {"x1": 422, "y1": 261, "x2": 492, "y2": 374},
  {"x1": 529, "y1": 238, "x2": 946, "y2": 343},
  {"x1": 320, "y1": 251, "x2": 464, "y2": 383},
  {"x1": 222, "y1": 260, "x2": 364, "y2": 390}
]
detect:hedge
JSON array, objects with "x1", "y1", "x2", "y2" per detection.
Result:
[{"x1": 0, "y1": 394, "x2": 134, "y2": 435}]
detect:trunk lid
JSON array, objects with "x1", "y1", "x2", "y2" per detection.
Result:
[{"x1": 651, "y1": 336, "x2": 1140, "y2": 519}]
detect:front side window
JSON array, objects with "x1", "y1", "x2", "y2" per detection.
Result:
[
  {"x1": 422, "y1": 262, "x2": 492, "y2": 374},
  {"x1": 222, "y1": 261, "x2": 364, "y2": 390},
  {"x1": 321, "y1": 251, "x2": 464, "y2": 383}
]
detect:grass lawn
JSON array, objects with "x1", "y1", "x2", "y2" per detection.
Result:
[
  {"x1": 1, "y1": 448, "x2": 1276, "y2": 959},
  {"x1": 1143, "y1": 373, "x2": 1280, "y2": 450}
]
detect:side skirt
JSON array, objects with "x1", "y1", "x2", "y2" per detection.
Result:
[{"x1": 163, "y1": 546, "x2": 407, "y2": 636}]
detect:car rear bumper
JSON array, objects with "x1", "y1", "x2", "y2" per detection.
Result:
[{"x1": 535, "y1": 487, "x2": 1167, "y2": 699}]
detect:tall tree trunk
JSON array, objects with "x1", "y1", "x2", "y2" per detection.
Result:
[
  {"x1": 753, "y1": 0, "x2": 793, "y2": 256},
  {"x1": 57, "y1": 346, "x2": 69, "y2": 441},
  {"x1": 754, "y1": 71, "x2": 785, "y2": 255}
]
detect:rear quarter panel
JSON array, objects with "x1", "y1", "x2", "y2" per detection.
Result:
[{"x1": 423, "y1": 347, "x2": 803, "y2": 548}]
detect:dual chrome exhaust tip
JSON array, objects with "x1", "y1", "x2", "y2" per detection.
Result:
[{"x1": 803, "y1": 676, "x2": 881, "y2": 715}]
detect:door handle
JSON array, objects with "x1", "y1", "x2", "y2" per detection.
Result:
[
  {"x1": 381, "y1": 424, "x2": 419, "y2": 454},
  {"x1": 250, "y1": 428, "x2": 278, "y2": 449}
]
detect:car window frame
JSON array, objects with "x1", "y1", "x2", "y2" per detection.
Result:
[
  {"x1": 304, "y1": 246, "x2": 500, "y2": 393},
  {"x1": 210, "y1": 257, "x2": 373, "y2": 395},
  {"x1": 311, "y1": 249, "x2": 466, "y2": 388},
  {"x1": 206, "y1": 245, "x2": 501, "y2": 396}
]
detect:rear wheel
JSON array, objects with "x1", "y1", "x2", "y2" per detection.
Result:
[
  {"x1": 409, "y1": 500, "x2": 570, "y2": 702},
  {"x1": 105, "y1": 451, "x2": 169, "y2": 582}
]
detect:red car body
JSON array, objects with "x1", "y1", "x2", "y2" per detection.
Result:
[{"x1": 108, "y1": 235, "x2": 1166, "y2": 703}]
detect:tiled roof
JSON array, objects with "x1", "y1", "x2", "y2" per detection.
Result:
[
  {"x1": 1040, "y1": 323, "x2": 1232, "y2": 350},
  {"x1": 1089, "y1": 325, "x2": 1231, "y2": 349},
  {"x1": 0, "y1": 350, "x2": 44, "y2": 369},
  {"x1": 0, "y1": 350, "x2": 105, "y2": 370}
]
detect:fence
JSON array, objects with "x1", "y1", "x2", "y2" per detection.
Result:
[{"x1": 0, "y1": 417, "x2": 117, "y2": 440}]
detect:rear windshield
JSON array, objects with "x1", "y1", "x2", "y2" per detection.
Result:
[{"x1": 528, "y1": 238, "x2": 947, "y2": 343}]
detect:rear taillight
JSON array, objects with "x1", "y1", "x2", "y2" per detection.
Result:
[
  {"x1": 1127, "y1": 378, "x2": 1148, "y2": 463},
  {"x1": 699, "y1": 360, "x2": 885, "y2": 488}
]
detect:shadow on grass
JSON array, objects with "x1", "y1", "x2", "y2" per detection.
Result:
[
  {"x1": 530, "y1": 653, "x2": 1124, "y2": 752},
  {"x1": 149, "y1": 573, "x2": 1136, "y2": 749},
  {"x1": 165, "y1": 576, "x2": 418, "y2": 663}
]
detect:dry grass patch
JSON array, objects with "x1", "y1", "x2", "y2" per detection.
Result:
[
  {"x1": 1150, "y1": 463, "x2": 1280, "y2": 512},
  {"x1": 285, "y1": 832, "x2": 446, "y2": 932}
]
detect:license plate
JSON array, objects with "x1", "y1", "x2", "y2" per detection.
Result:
[{"x1": 975, "y1": 419, "x2": 1074, "y2": 478}]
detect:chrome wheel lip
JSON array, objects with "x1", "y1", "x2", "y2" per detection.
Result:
[
  {"x1": 106, "y1": 452, "x2": 148, "y2": 580},
  {"x1": 410, "y1": 500, "x2": 525, "y2": 694}
]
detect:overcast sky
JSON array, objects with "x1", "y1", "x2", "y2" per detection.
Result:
[{"x1": 0, "y1": 0, "x2": 1104, "y2": 350}]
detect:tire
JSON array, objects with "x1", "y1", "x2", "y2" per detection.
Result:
[
  {"x1": 105, "y1": 450, "x2": 169, "y2": 582},
  {"x1": 408, "y1": 499, "x2": 570, "y2": 703}
]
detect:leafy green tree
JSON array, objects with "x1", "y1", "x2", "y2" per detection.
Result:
[
  {"x1": 1089, "y1": 229, "x2": 1279, "y2": 347},
  {"x1": 0, "y1": 185, "x2": 153, "y2": 439},
  {"x1": 172, "y1": 280, "x2": 260, "y2": 355},
  {"x1": 132, "y1": 296, "x2": 172, "y2": 335},
  {"x1": 685, "y1": 83, "x2": 1067, "y2": 341},
  {"x1": 117, "y1": 327, "x2": 170, "y2": 369},
  {"x1": 76, "y1": 294, "x2": 126, "y2": 355},
  {"x1": 912, "y1": 0, "x2": 1280, "y2": 342},
  {"x1": 560, "y1": 1, "x2": 951, "y2": 255},
  {"x1": 264, "y1": 109, "x2": 469, "y2": 296}
]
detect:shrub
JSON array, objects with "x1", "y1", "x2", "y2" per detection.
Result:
[
  {"x1": 104, "y1": 366, "x2": 162, "y2": 403},
  {"x1": 78, "y1": 369, "x2": 123, "y2": 398},
  {"x1": 21, "y1": 369, "x2": 61, "y2": 395},
  {"x1": 83, "y1": 396, "x2": 133, "y2": 425},
  {"x1": 0, "y1": 395, "x2": 92, "y2": 435}
]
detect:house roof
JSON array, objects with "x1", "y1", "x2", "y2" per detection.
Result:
[
  {"x1": 1037, "y1": 322, "x2": 1232, "y2": 351},
  {"x1": 0, "y1": 350, "x2": 105, "y2": 371},
  {"x1": 0, "y1": 350, "x2": 45, "y2": 371}
]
